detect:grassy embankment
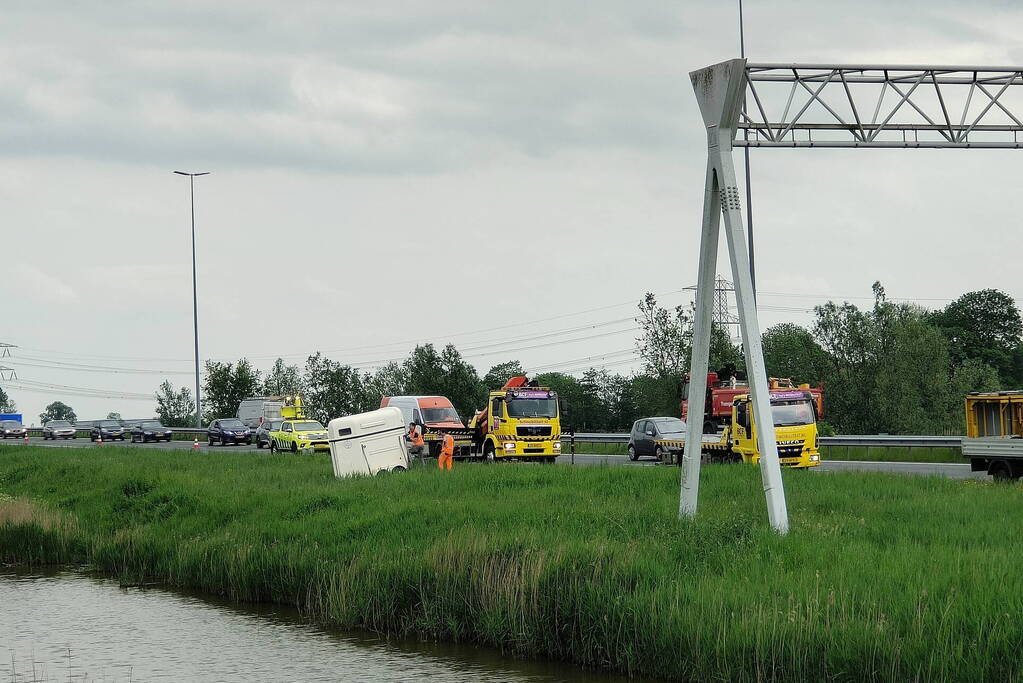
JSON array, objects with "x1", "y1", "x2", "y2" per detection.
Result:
[{"x1": 0, "y1": 445, "x2": 1019, "y2": 681}]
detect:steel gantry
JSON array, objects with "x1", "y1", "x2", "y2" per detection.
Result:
[{"x1": 682, "y1": 59, "x2": 1023, "y2": 534}]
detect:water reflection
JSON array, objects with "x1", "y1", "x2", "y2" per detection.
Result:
[{"x1": 0, "y1": 569, "x2": 648, "y2": 682}]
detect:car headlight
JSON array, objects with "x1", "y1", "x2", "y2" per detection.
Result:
[
  {"x1": 553, "y1": 442, "x2": 562, "y2": 450},
  {"x1": 503, "y1": 442, "x2": 515, "y2": 450}
]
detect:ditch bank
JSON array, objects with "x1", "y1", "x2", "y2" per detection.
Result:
[{"x1": 0, "y1": 445, "x2": 1020, "y2": 681}]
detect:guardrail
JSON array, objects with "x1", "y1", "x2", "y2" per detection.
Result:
[{"x1": 565, "y1": 433, "x2": 964, "y2": 448}]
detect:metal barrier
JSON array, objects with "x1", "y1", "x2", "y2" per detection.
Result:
[{"x1": 563, "y1": 433, "x2": 963, "y2": 448}]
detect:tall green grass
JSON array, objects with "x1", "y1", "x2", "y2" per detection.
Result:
[{"x1": 0, "y1": 445, "x2": 1020, "y2": 681}]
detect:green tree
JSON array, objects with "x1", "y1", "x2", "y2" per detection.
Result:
[
  {"x1": 870, "y1": 318, "x2": 954, "y2": 435},
  {"x1": 362, "y1": 362, "x2": 409, "y2": 409},
  {"x1": 261, "y1": 358, "x2": 305, "y2": 397},
  {"x1": 534, "y1": 372, "x2": 585, "y2": 430},
  {"x1": 761, "y1": 323, "x2": 828, "y2": 384},
  {"x1": 931, "y1": 289, "x2": 1023, "y2": 386},
  {"x1": 202, "y1": 359, "x2": 261, "y2": 423},
  {"x1": 106, "y1": 412, "x2": 122, "y2": 421},
  {"x1": 154, "y1": 380, "x2": 195, "y2": 427},
  {"x1": 0, "y1": 387, "x2": 16, "y2": 413},
  {"x1": 40, "y1": 401, "x2": 76, "y2": 424},
  {"x1": 304, "y1": 353, "x2": 367, "y2": 424},
  {"x1": 483, "y1": 360, "x2": 525, "y2": 391},
  {"x1": 947, "y1": 359, "x2": 1002, "y2": 433},
  {"x1": 403, "y1": 344, "x2": 485, "y2": 419},
  {"x1": 813, "y1": 282, "x2": 919, "y2": 433}
]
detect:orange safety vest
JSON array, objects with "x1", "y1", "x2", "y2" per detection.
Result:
[
  {"x1": 409, "y1": 425, "x2": 424, "y2": 447},
  {"x1": 440, "y1": 433, "x2": 454, "y2": 457}
]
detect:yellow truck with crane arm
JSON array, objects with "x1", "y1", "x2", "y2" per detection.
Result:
[
  {"x1": 467, "y1": 376, "x2": 562, "y2": 462},
  {"x1": 660, "y1": 389, "x2": 822, "y2": 468}
]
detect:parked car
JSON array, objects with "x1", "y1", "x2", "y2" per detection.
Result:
[
  {"x1": 91, "y1": 420, "x2": 126, "y2": 441},
  {"x1": 43, "y1": 420, "x2": 76, "y2": 440},
  {"x1": 207, "y1": 418, "x2": 252, "y2": 446},
  {"x1": 1, "y1": 420, "x2": 28, "y2": 439},
  {"x1": 254, "y1": 419, "x2": 283, "y2": 449},
  {"x1": 131, "y1": 420, "x2": 173, "y2": 443},
  {"x1": 628, "y1": 417, "x2": 687, "y2": 461}
]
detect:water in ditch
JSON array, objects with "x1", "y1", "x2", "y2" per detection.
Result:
[{"x1": 0, "y1": 568, "x2": 650, "y2": 682}]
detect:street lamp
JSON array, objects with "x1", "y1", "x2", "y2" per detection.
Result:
[{"x1": 174, "y1": 170, "x2": 210, "y2": 428}]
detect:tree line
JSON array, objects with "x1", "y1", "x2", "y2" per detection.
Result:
[{"x1": 55, "y1": 283, "x2": 1022, "y2": 435}]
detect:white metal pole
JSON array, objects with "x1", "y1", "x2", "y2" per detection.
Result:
[
  {"x1": 714, "y1": 147, "x2": 788, "y2": 534},
  {"x1": 679, "y1": 160, "x2": 722, "y2": 518}
]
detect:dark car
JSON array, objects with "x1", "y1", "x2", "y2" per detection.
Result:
[
  {"x1": 254, "y1": 419, "x2": 283, "y2": 449},
  {"x1": 628, "y1": 417, "x2": 687, "y2": 461},
  {"x1": 1, "y1": 420, "x2": 28, "y2": 439},
  {"x1": 43, "y1": 420, "x2": 76, "y2": 440},
  {"x1": 91, "y1": 419, "x2": 126, "y2": 441},
  {"x1": 131, "y1": 420, "x2": 173, "y2": 443},
  {"x1": 208, "y1": 418, "x2": 252, "y2": 446}
]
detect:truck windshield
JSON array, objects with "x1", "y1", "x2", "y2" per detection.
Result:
[
  {"x1": 506, "y1": 398, "x2": 558, "y2": 418},
  {"x1": 293, "y1": 421, "x2": 324, "y2": 431},
  {"x1": 771, "y1": 401, "x2": 814, "y2": 426},
  {"x1": 422, "y1": 407, "x2": 460, "y2": 423}
]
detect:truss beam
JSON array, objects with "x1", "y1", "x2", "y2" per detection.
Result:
[{"x1": 739, "y1": 63, "x2": 1023, "y2": 148}]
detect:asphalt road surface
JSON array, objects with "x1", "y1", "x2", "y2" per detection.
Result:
[{"x1": 13, "y1": 436, "x2": 985, "y2": 478}]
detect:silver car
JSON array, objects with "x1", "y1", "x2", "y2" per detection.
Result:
[{"x1": 43, "y1": 420, "x2": 77, "y2": 440}]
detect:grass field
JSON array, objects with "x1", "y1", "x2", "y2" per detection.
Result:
[{"x1": 0, "y1": 445, "x2": 1019, "y2": 681}]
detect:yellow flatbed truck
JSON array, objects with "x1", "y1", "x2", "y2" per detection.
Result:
[
  {"x1": 660, "y1": 390, "x2": 821, "y2": 468},
  {"x1": 963, "y1": 391, "x2": 1023, "y2": 480}
]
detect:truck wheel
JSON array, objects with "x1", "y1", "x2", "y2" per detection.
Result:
[
  {"x1": 290, "y1": 441, "x2": 298, "y2": 453},
  {"x1": 429, "y1": 442, "x2": 441, "y2": 458},
  {"x1": 628, "y1": 445, "x2": 638, "y2": 461},
  {"x1": 703, "y1": 421, "x2": 716, "y2": 435},
  {"x1": 483, "y1": 442, "x2": 496, "y2": 463},
  {"x1": 990, "y1": 460, "x2": 1016, "y2": 481},
  {"x1": 270, "y1": 440, "x2": 278, "y2": 454}
]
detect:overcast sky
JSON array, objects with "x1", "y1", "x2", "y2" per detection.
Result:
[{"x1": 4, "y1": 1, "x2": 1023, "y2": 423}]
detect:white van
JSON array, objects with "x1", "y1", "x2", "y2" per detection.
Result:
[
  {"x1": 327, "y1": 407, "x2": 409, "y2": 477},
  {"x1": 237, "y1": 398, "x2": 285, "y2": 428}
]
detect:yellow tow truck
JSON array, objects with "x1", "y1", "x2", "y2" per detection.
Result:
[
  {"x1": 661, "y1": 390, "x2": 821, "y2": 468},
  {"x1": 467, "y1": 376, "x2": 562, "y2": 462}
]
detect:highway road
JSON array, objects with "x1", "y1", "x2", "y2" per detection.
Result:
[{"x1": 10, "y1": 436, "x2": 985, "y2": 478}]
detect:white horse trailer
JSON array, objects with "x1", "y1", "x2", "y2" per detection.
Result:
[{"x1": 328, "y1": 407, "x2": 410, "y2": 477}]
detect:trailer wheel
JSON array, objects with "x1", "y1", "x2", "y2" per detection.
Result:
[{"x1": 628, "y1": 445, "x2": 638, "y2": 461}]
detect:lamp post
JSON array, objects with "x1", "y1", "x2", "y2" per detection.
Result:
[{"x1": 174, "y1": 170, "x2": 210, "y2": 429}]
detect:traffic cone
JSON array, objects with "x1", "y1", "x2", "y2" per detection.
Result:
[
  {"x1": 192, "y1": 438, "x2": 200, "y2": 451},
  {"x1": 22, "y1": 433, "x2": 28, "y2": 445},
  {"x1": 97, "y1": 434, "x2": 103, "y2": 446}
]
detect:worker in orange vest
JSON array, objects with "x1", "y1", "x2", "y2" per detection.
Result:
[
  {"x1": 438, "y1": 432, "x2": 454, "y2": 470},
  {"x1": 407, "y1": 422, "x2": 425, "y2": 464}
]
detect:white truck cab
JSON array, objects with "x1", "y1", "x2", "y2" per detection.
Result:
[{"x1": 327, "y1": 407, "x2": 409, "y2": 477}]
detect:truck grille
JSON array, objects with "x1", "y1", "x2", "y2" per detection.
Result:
[{"x1": 517, "y1": 425, "x2": 552, "y2": 437}]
